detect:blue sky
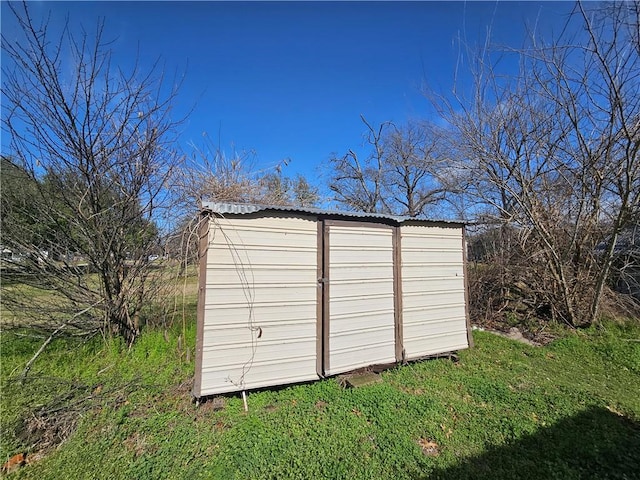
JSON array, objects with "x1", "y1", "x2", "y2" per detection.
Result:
[{"x1": 2, "y1": 1, "x2": 576, "y2": 189}]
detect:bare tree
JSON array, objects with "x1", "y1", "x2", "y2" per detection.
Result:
[
  {"x1": 433, "y1": 1, "x2": 640, "y2": 326},
  {"x1": 382, "y1": 121, "x2": 448, "y2": 217},
  {"x1": 329, "y1": 115, "x2": 447, "y2": 217},
  {"x1": 174, "y1": 137, "x2": 320, "y2": 210},
  {"x1": 328, "y1": 115, "x2": 389, "y2": 214},
  {"x1": 168, "y1": 137, "x2": 320, "y2": 271},
  {"x1": 258, "y1": 172, "x2": 320, "y2": 208},
  {"x1": 176, "y1": 142, "x2": 264, "y2": 208},
  {"x1": 1, "y1": 3, "x2": 182, "y2": 344}
]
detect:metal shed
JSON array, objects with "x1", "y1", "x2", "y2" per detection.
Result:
[{"x1": 193, "y1": 203, "x2": 472, "y2": 398}]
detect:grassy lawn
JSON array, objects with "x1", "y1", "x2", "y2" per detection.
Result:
[
  {"x1": 0, "y1": 266, "x2": 199, "y2": 331},
  {"x1": 1, "y1": 311, "x2": 639, "y2": 478}
]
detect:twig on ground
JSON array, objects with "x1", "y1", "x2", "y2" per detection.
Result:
[{"x1": 20, "y1": 300, "x2": 103, "y2": 383}]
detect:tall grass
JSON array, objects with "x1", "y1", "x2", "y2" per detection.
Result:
[{"x1": 2, "y1": 314, "x2": 639, "y2": 479}]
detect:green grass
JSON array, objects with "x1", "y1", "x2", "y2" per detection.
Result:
[
  {"x1": 0, "y1": 265, "x2": 199, "y2": 329},
  {"x1": 1, "y1": 317, "x2": 639, "y2": 479}
]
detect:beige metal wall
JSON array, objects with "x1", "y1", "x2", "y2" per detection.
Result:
[
  {"x1": 400, "y1": 224, "x2": 469, "y2": 359},
  {"x1": 194, "y1": 209, "x2": 471, "y2": 397},
  {"x1": 198, "y1": 213, "x2": 319, "y2": 396},
  {"x1": 326, "y1": 224, "x2": 396, "y2": 375}
]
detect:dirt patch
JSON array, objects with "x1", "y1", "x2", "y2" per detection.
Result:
[
  {"x1": 123, "y1": 431, "x2": 156, "y2": 458},
  {"x1": 339, "y1": 372, "x2": 383, "y2": 388},
  {"x1": 20, "y1": 406, "x2": 80, "y2": 452},
  {"x1": 417, "y1": 438, "x2": 440, "y2": 457},
  {"x1": 476, "y1": 326, "x2": 543, "y2": 346}
]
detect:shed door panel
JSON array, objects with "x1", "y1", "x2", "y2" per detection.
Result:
[
  {"x1": 401, "y1": 225, "x2": 469, "y2": 359},
  {"x1": 198, "y1": 214, "x2": 319, "y2": 396},
  {"x1": 326, "y1": 225, "x2": 396, "y2": 376}
]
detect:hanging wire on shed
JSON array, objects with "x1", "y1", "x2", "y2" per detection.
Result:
[{"x1": 208, "y1": 213, "x2": 261, "y2": 392}]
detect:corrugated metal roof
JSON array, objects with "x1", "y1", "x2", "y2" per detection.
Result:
[{"x1": 201, "y1": 202, "x2": 464, "y2": 225}]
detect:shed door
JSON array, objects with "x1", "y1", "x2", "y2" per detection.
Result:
[
  {"x1": 322, "y1": 221, "x2": 397, "y2": 376},
  {"x1": 400, "y1": 224, "x2": 469, "y2": 359}
]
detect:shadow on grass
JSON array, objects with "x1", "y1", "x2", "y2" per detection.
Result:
[{"x1": 424, "y1": 407, "x2": 640, "y2": 480}]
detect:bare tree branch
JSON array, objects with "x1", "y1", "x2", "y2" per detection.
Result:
[
  {"x1": 431, "y1": 0, "x2": 640, "y2": 326},
  {"x1": 329, "y1": 116, "x2": 447, "y2": 217},
  {"x1": 1, "y1": 3, "x2": 184, "y2": 342}
]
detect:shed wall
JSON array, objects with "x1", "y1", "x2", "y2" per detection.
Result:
[
  {"x1": 194, "y1": 207, "x2": 471, "y2": 398},
  {"x1": 198, "y1": 214, "x2": 319, "y2": 396},
  {"x1": 326, "y1": 225, "x2": 396, "y2": 375},
  {"x1": 400, "y1": 224, "x2": 469, "y2": 359}
]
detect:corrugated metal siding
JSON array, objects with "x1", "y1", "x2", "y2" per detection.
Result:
[
  {"x1": 327, "y1": 225, "x2": 396, "y2": 375},
  {"x1": 194, "y1": 205, "x2": 471, "y2": 397},
  {"x1": 199, "y1": 214, "x2": 319, "y2": 395},
  {"x1": 202, "y1": 201, "x2": 408, "y2": 223},
  {"x1": 401, "y1": 225, "x2": 469, "y2": 359}
]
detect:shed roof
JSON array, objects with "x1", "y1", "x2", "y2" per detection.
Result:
[{"x1": 201, "y1": 202, "x2": 464, "y2": 226}]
